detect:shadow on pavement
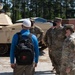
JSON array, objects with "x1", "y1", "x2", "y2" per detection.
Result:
[
  {"x1": 35, "y1": 70, "x2": 55, "y2": 75},
  {"x1": 39, "y1": 50, "x2": 45, "y2": 56},
  {"x1": 0, "y1": 71, "x2": 55, "y2": 75},
  {"x1": 0, "y1": 72, "x2": 13, "y2": 75}
]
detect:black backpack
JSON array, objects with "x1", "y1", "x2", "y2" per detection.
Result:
[{"x1": 15, "y1": 32, "x2": 34, "y2": 65}]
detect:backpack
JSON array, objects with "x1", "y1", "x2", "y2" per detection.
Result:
[{"x1": 15, "y1": 32, "x2": 34, "y2": 65}]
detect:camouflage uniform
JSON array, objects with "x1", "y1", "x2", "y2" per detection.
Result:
[
  {"x1": 60, "y1": 33, "x2": 75, "y2": 75},
  {"x1": 44, "y1": 26, "x2": 65, "y2": 74},
  {"x1": 30, "y1": 25, "x2": 46, "y2": 50},
  {"x1": 44, "y1": 27, "x2": 56, "y2": 69},
  {"x1": 30, "y1": 25, "x2": 44, "y2": 42}
]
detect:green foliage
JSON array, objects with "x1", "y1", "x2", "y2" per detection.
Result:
[{"x1": 1, "y1": 0, "x2": 75, "y2": 22}]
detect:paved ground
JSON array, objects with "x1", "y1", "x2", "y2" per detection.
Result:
[{"x1": 0, "y1": 48, "x2": 56, "y2": 75}]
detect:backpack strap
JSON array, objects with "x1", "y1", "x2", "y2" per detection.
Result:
[
  {"x1": 28, "y1": 33, "x2": 32, "y2": 40},
  {"x1": 17, "y1": 32, "x2": 22, "y2": 43},
  {"x1": 17, "y1": 32, "x2": 32, "y2": 43}
]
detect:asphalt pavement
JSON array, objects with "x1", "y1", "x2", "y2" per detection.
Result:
[{"x1": 0, "y1": 48, "x2": 56, "y2": 75}]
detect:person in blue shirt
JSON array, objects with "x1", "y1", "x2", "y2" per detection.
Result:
[{"x1": 10, "y1": 19, "x2": 39, "y2": 75}]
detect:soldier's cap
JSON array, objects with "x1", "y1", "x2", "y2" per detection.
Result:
[
  {"x1": 54, "y1": 17, "x2": 62, "y2": 22},
  {"x1": 22, "y1": 19, "x2": 31, "y2": 27},
  {"x1": 64, "y1": 24, "x2": 75, "y2": 32}
]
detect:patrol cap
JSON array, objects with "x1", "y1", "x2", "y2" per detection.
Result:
[
  {"x1": 22, "y1": 19, "x2": 31, "y2": 27},
  {"x1": 54, "y1": 17, "x2": 62, "y2": 22},
  {"x1": 64, "y1": 24, "x2": 75, "y2": 32}
]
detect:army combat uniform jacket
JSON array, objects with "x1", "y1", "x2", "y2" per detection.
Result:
[
  {"x1": 44, "y1": 26, "x2": 65, "y2": 74},
  {"x1": 30, "y1": 25, "x2": 44, "y2": 42},
  {"x1": 60, "y1": 33, "x2": 75, "y2": 75}
]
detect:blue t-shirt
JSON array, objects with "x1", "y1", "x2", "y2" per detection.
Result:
[{"x1": 10, "y1": 29, "x2": 39, "y2": 64}]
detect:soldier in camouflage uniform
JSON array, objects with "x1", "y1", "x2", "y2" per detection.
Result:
[
  {"x1": 44, "y1": 22, "x2": 57, "y2": 72},
  {"x1": 30, "y1": 20, "x2": 44, "y2": 42},
  {"x1": 44, "y1": 18, "x2": 66, "y2": 74},
  {"x1": 30, "y1": 21, "x2": 47, "y2": 50},
  {"x1": 60, "y1": 24, "x2": 75, "y2": 75}
]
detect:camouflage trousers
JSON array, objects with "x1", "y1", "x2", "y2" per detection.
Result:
[
  {"x1": 60, "y1": 70, "x2": 75, "y2": 75},
  {"x1": 60, "y1": 65, "x2": 75, "y2": 75},
  {"x1": 48, "y1": 49, "x2": 62, "y2": 74}
]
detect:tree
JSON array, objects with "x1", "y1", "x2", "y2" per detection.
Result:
[{"x1": 2, "y1": 0, "x2": 75, "y2": 22}]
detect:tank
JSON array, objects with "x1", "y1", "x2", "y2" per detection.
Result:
[
  {"x1": 0, "y1": 15, "x2": 51, "y2": 55},
  {"x1": 0, "y1": 13, "x2": 13, "y2": 55}
]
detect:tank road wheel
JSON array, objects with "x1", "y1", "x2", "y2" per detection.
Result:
[{"x1": 0, "y1": 45, "x2": 8, "y2": 55}]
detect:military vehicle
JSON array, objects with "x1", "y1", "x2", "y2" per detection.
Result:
[
  {"x1": 0, "y1": 13, "x2": 51, "y2": 55},
  {"x1": 8, "y1": 18, "x2": 51, "y2": 51},
  {"x1": 0, "y1": 13, "x2": 13, "y2": 55},
  {"x1": 0, "y1": 3, "x2": 52, "y2": 55}
]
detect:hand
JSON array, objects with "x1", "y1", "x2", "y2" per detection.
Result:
[
  {"x1": 34, "y1": 63, "x2": 37, "y2": 67},
  {"x1": 11, "y1": 63, "x2": 16, "y2": 69},
  {"x1": 66, "y1": 67, "x2": 71, "y2": 73},
  {"x1": 48, "y1": 47, "x2": 51, "y2": 52}
]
